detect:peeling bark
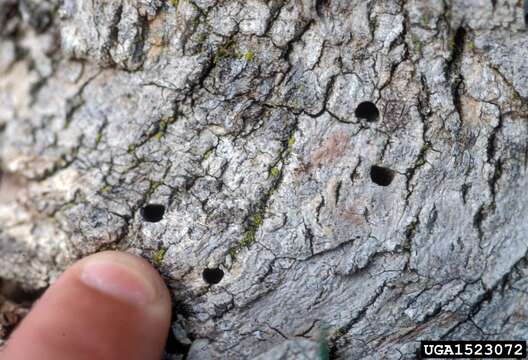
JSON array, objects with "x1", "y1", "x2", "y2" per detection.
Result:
[{"x1": 1, "y1": 0, "x2": 528, "y2": 359}]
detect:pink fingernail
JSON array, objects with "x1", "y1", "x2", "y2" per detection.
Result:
[{"x1": 80, "y1": 260, "x2": 156, "y2": 306}]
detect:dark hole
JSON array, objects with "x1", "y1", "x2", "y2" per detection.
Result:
[
  {"x1": 202, "y1": 268, "x2": 224, "y2": 285},
  {"x1": 140, "y1": 204, "x2": 165, "y2": 223},
  {"x1": 370, "y1": 165, "x2": 395, "y2": 186},
  {"x1": 355, "y1": 101, "x2": 380, "y2": 122},
  {"x1": 0, "y1": 279, "x2": 46, "y2": 304},
  {"x1": 164, "y1": 314, "x2": 192, "y2": 357},
  {"x1": 165, "y1": 329, "x2": 191, "y2": 356}
]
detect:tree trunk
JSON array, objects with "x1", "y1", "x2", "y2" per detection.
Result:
[{"x1": 1, "y1": 0, "x2": 528, "y2": 358}]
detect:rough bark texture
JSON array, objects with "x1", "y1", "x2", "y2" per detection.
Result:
[{"x1": 1, "y1": 0, "x2": 528, "y2": 358}]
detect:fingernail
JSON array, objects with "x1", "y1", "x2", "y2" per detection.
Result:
[{"x1": 80, "y1": 259, "x2": 157, "y2": 306}]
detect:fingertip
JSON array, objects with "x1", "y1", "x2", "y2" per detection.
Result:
[
  {"x1": 78, "y1": 251, "x2": 171, "y2": 311},
  {"x1": 2, "y1": 251, "x2": 172, "y2": 360}
]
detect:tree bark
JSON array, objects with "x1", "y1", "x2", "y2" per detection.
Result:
[{"x1": 1, "y1": 0, "x2": 528, "y2": 358}]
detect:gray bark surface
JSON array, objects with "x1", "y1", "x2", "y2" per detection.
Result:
[{"x1": 1, "y1": 0, "x2": 528, "y2": 358}]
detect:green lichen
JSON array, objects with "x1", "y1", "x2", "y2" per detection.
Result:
[
  {"x1": 100, "y1": 185, "x2": 112, "y2": 194},
  {"x1": 332, "y1": 329, "x2": 345, "y2": 338},
  {"x1": 227, "y1": 212, "x2": 264, "y2": 257},
  {"x1": 170, "y1": 0, "x2": 179, "y2": 7},
  {"x1": 270, "y1": 167, "x2": 280, "y2": 177},
  {"x1": 153, "y1": 248, "x2": 167, "y2": 266},
  {"x1": 203, "y1": 148, "x2": 214, "y2": 161},
  {"x1": 228, "y1": 247, "x2": 239, "y2": 260},
  {"x1": 240, "y1": 214, "x2": 263, "y2": 246},
  {"x1": 196, "y1": 33, "x2": 208, "y2": 51},
  {"x1": 240, "y1": 230, "x2": 256, "y2": 248},
  {"x1": 155, "y1": 116, "x2": 176, "y2": 141},
  {"x1": 415, "y1": 143, "x2": 431, "y2": 167},
  {"x1": 288, "y1": 135, "x2": 296, "y2": 147},
  {"x1": 214, "y1": 40, "x2": 240, "y2": 63},
  {"x1": 252, "y1": 213, "x2": 263, "y2": 226},
  {"x1": 286, "y1": 134, "x2": 297, "y2": 155},
  {"x1": 448, "y1": 33, "x2": 457, "y2": 50},
  {"x1": 244, "y1": 50, "x2": 255, "y2": 62},
  {"x1": 127, "y1": 144, "x2": 137, "y2": 154},
  {"x1": 148, "y1": 181, "x2": 162, "y2": 197},
  {"x1": 95, "y1": 132, "x2": 103, "y2": 145},
  {"x1": 412, "y1": 36, "x2": 423, "y2": 53},
  {"x1": 415, "y1": 158, "x2": 426, "y2": 167},
  {"x1": 422, "y1": 14, "x2": 430, "y2": 27}
]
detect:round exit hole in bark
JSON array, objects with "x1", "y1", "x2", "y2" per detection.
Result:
[
  {"x1": 370, "y1": 165, "x2": 395, "y2": 186},
  {"x1": 355, "y1": 101, "x2": 380, "y2": 122},
  {"x1": 141, "y1": 204, "x2": 165, "y2": 222},
  {"x1": 202, "y1": 268, "x2": 224, "y2": 285}
]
